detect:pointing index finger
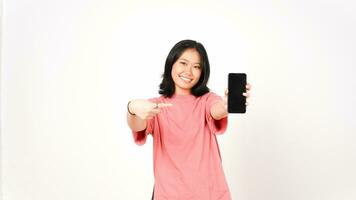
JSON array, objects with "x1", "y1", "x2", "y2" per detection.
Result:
[{"x1": 157, "y1": 103, "x2": 173, "y2": 108}]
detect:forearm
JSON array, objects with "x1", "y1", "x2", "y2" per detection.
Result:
[
  {"x1": 126, "y1": 101, "x2": 147, "y2": 132},
  {"x1": 126, "y1": 99, "x2": 170, "y2": 131},
  {"x1": 210, "y1": 100, "x2": 228, "y2": 120},
  {"x1": 127, "y1": 112, "x2": 147, "y2": 132}
]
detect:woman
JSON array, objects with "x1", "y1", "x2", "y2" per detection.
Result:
[{"x1": 127, "y1": 39, "x2": 251, "y2": 200}]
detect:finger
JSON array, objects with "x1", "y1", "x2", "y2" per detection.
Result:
[
  {"x1": 242, "y1": 92, "x2": 250, "y2": 98},
  {"x1": 246, "y1": 83, "x2": 251, "y2": 91},
  {"x1": 150, "y1": 102, "x2": 158, "y2": 109},
  {"x1": 223, "y1": 89, "x2": 228, "y2": 101},
  {"x1": 138, "y1": 114, "x2": 152, "y2": 120},
  {"x1": 150, "y1": 109, "x2": 161, "y2": 115},
  {"x1": 147, "y1": 111, "x2": 160, "y2": 119},
  {"x1": 157, "y1": 103, "x2": 173, "y2": 108}
]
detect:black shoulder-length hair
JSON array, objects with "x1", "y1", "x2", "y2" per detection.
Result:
[{"x1": 159, "y1": 39, "x2": 210, "y2": 97}]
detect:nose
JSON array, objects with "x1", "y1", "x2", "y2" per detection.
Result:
[{"x1": 183, "y1": 65, "x2": 193, "y2": 75}]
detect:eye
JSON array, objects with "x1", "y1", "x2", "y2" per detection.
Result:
[
  {"x1": 180, "y1": 61, "x2": 187, "y2": 65},
  {"x1": 194, "y1": 65, "x2": 201, "y2": 69}
]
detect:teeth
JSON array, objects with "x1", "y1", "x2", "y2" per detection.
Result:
[{"x1": 179, "y1": 76, "x2": 192, "y2": 82}]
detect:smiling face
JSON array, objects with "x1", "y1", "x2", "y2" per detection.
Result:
[{"x1": 171, "y1": 48, "x2": 202, "y2": 95}]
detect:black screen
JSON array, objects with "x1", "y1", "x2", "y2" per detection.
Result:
[{"x1": 228, "y1": 73, "x2": 247, "y2": 113}]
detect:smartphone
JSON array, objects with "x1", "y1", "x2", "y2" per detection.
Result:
[{"x1": 228, "y1": 73, "x2": 247, "y2": 113}]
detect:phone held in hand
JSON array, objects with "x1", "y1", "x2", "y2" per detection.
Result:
[{"x1": 228, "y1": 73, "x2": 247, "y2": 113}]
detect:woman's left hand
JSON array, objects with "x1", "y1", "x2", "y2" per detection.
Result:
[{"x1": 243, "y1": 83, "x2": 251, "y2": 106}]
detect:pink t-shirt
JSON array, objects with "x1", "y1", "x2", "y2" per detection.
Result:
[{"x1": 132, "y1": 92, "x2": 231, "y2": 200}]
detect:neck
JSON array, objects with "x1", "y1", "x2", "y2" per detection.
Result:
[{"x1": 175, "y1": 87, "x2": 191, "y2": 95}]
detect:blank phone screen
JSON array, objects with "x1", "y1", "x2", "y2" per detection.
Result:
[{"x1": 228, "y1": 73, "x2": 246, "y2": 113}]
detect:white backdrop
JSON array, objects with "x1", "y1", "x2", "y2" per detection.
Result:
[{"x1": 1, "y1": 0, "x2": 356, "y2": 199}]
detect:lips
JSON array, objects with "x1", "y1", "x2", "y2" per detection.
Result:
[{"x1": 179, "y1": 75, "x2": 193, "y2": 83}]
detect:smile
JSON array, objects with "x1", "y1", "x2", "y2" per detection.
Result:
[{"x1": 179, "y1": 75, "x2": 193, "y2": 83}]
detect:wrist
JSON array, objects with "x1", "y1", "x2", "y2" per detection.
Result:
[{"x1": 127, "y1": 101, "x2": 136, "y2": 115}]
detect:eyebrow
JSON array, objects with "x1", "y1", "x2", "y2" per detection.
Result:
[{"x1": 179, "y1": 58, "x2": 201, "y2": 65}]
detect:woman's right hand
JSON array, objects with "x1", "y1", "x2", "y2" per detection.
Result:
[{"x1": 128, "y1": 99, "x2": 172, "y2": 120}]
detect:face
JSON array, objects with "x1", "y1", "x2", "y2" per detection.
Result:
[{"x1": 171, "y1": 48, "x2": 202, "y2": 95}]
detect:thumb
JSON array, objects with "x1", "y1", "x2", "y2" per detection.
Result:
[{"x1": 224, "y1": 89, "x2": 228, "y2": 103}]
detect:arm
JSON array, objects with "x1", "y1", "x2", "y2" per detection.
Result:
[
  {"x1": 210, "y1": 84, "x2": 252, "y2": 120},
  {"x1": 126, "y1": 99, "x2": 172, "y2": 131},
  {"x1": 210, "y1": 100, "x2": 228, "y2": 120},
  {"x1": 127, "y1": 110, "x2": 147, "y2": 132},
  {"x1": 126, "y1": 100, "x2": 149, "y2": 132}
]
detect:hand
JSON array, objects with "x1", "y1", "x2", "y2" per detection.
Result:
[
  {"x1": 128, "y1": 99, "x2": 172, "y2": 120},
  {"x1": 243, "y1": 83, "x2": 252, "y2": 106},
  {"x1": 224, "y1": 83, "x2": 252, "y2": 106}
]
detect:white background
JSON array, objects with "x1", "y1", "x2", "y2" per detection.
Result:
[{"x1": 1, "y1": 0, "x2": 356, "y2": 199}]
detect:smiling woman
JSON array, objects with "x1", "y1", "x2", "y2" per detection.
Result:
[
  {"x1": 159, "y1": 40, "x2": 211, "y2": 97},
  {"x1": 170, "y1": 49, "x2": 202, "y2": 95},
  {"x1": 126, "y1": 39, "x2": 251, "y2": 200},
  {"x1": 3, "y1": 0, "x2": 356, "y2": 199}
]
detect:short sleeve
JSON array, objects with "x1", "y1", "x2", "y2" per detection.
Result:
[
  {"x1": 131, "y1": 98, "x2": 158, "y2": 145},
  {"x1": 205, "y1": 92, "x2": 228, "y2": 135}
]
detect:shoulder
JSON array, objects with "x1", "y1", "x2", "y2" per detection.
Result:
[
  {"x1": 200, "y1": 92, "x2": 223, "y2": 109},
  {"x1": 201, "y1": 91, "x2": 221, "y2": 100}
]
